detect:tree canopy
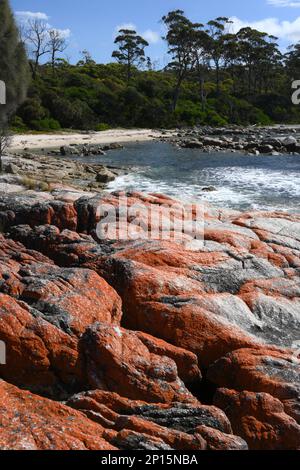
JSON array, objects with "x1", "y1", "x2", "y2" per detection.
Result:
[
  {"x1": 1, "y1": 6, "x2": 300, "y2": 131},
  {"x1": 112, "y1": 29, "x2": 149, "y2": 82},
  {"x1": 0, "y1": 0, "x2": 29, "y2": 126}
]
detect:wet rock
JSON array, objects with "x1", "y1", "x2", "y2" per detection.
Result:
[
  {"x1": 283, "y1": 136, "x2": 298, "y2": 152},
  {"x1": 96, "y1": 167, "x2": 116, "y2": 183},
  {"x1": 182, "y1": 140, "x2": 203, "y2": 149},
  {"x1": 162, "y1": 125, "x2": 300, "y2": 155},
  {"x1": 258, "y1": 144, "x2": 274, "y2": 154},
  {"x1": 202, "y1": 186, "x2": 217, "y2": 192}
]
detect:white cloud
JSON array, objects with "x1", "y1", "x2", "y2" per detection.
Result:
[
  {"x1": 52, "y1": 28, "x2": 72, "y2": 39},
  {"x1": 114, "y1": 23, "x2": 161, "y2": 44},
  {"x1": 115, "y1": 23, "x2": 137, "y2": 33},
  {"x1": 230, "y1": 15, "x2": 300, "y2": 41},
  {"x1": 15, "y1": 11, "x2": 49, "y2": 21},
  {"x1": 15, "y1": 11, "x2": 71, "y2": 39},
  {"x1": 267, "y1": 0, "x2": 300, "y2": 7},
  {"x1": 143, "y1": 29, "x2": 161, "y2": 44}
]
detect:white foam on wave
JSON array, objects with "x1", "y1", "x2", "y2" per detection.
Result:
[
  {"x1": 107, "y1": 165, "x2": 300, "y2": 212},
  {"x1": 211, "y1": 166, "x2": 300, "y2": 198},
  {"x1": 107, "y1": 173, "x2": 255, "y2": 208}
]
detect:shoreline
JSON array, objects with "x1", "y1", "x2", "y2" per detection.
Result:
[
  {"x1": 10, "y1": 124, "x2": 300, "y2": 155},
  {"x1": 10, "y1": 128, "x2": 168, "y2": 151}
]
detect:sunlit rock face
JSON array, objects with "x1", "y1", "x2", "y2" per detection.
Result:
[{"x1": 0, "y1": 191, "x2": 299, "y2": 450}]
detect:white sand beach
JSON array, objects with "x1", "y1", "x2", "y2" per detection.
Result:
[{"x1": 11, "y1": 128, "x2": 166, "y2": 151}]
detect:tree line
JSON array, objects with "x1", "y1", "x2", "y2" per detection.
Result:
[{"x1": 1, "y1": 0, "x2": 300, "y2": 142}]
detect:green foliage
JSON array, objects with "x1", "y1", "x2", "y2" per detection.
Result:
[
  {"x1": 10, "y1": 115, "x2": 28, "y2": 132},
  {"x1": 95, "y1": 123, "x2": 111, "y2": 131},
  {"x1": 112, "y1": 29, "x2": 149, "y2": 82},
  {"x1": 7, "y1": 8, "x2": 300, "y2": 131},
  {"x1": 31, "y1": 118, "x2": 61, "y2": 131},
  {"x1": 0, "y1": 0, "x2": 30, "y2": 126},
  {"x1": 13, "y1": 60, "x2": 296, "y2": 129}
]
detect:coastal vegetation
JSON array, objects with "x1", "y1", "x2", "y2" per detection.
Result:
[
  {"x1": 1, "y1": 1, "x2": 300, "y2": 133},
  {"x1": 0, "y1": 0, "x2": 29, "y2": 167}
]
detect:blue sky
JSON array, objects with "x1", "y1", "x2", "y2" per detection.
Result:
[{"x1": 11, "y1": 0, "x2": 300, "y2": 64}]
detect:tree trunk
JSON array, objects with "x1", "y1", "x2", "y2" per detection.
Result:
[
  {"x1": 32, "y1": 57, "x2": 39, "y2": 79},
  {"x1": 172, "y1": 76, "x2": 183, "y2": 112},
  {"x1": 200, "y1": 76, "x2": 206, "y2": 112},
  {"x1": 216, "y1": 61, "x2": 220, "y2": 94},
  {"x1": 52, "y1": 50, "x2": 55, "y2": 72},
  {"x1": 127, "y1": 56, "x2": 131, "y2": 83}
]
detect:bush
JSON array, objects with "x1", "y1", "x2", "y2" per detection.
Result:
[
  {"x1": 95, "y1": 123, "x2": 111, "y2": 131},
  {"x1": 204, "y1": 109, "x2": 228, "y2": 126},
  {"x1": 30, "y1": 118, "x2": 61, "y2": 131},
  {"x1": 10, "y1": 116, "x2": 27, "y2": 132},
  {"x1": 175, "y1": 101, "x2": 204, "y2": 126}
]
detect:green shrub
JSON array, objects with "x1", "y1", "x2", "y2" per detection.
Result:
[
  {"x1": 95, "y1": 122, "x2": 111, "y2": 131},
  {"x1": 204, "y1": 109, "x2": 228, "y2": 126},
  {"x1": 10, "y1": 115, "x2": 28, "y2": 132},
  {"x1": 30, "y1": 118, "x2": 61, "y2": 131}
]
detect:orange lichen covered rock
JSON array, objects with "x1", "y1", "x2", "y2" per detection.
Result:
[
  {"x1": 18, "y1": 264, "x2": 122, "y2": 336},
  {"x1": 136, "y1": 331, "x2": 201, "y2": 384},
  {"x1": 214, "y1": 389, "x2": 300, "y2": 450},
  {"x1": 1, "y1": 191, "x2": 300, "y2": 451},
  {"x1": 0, "y1": 380, "x2": 116, "y2": 450},
  {"x1": 208, "y1": 348, "x2": 300, "y2": 425},
  {"x1": 0, "y1": 294, "x2": 83, "y2": 396},
  {"x1": 82, "y1": 322, "x2": 197, "y2": 403},
  {"x1": 67, "y1": 389, "x2": 247, "y2": 450}
]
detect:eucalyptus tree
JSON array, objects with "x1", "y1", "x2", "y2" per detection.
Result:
[
  {"x1": 112, "y1": 29, "x2": 149, "y2": 83},
  {"x1": 286, "y1": 43, "x2": 300, "y2": 78},
  {"x1": 236, "y1": 28, "x2": 281, "y2": 94},
  {"x1": 206, "y1": 17, "x2": 233, "y2": 93},
  {"x1": 48, "y1": 29, "x2": 68, "y2": 72},
  {"x1": 191, "y1": 28, "x2": 211, "y2": 111},
  {"x1": 162, "y1": 10, "x2": 202, "y2": 111},
  {"x1": 24, "y1": 19, "x2": 50, "y2": 78},
  {"x1": 0, "y1": 0, "x2": 29, "y2": 170}
]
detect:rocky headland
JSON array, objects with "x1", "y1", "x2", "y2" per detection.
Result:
[
  {"x1": 161, "y1": 125, "x2": 300, "y2": 156},
  {"x1": 0, "y1": 181, "x2": 299, "y2": 450}
]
